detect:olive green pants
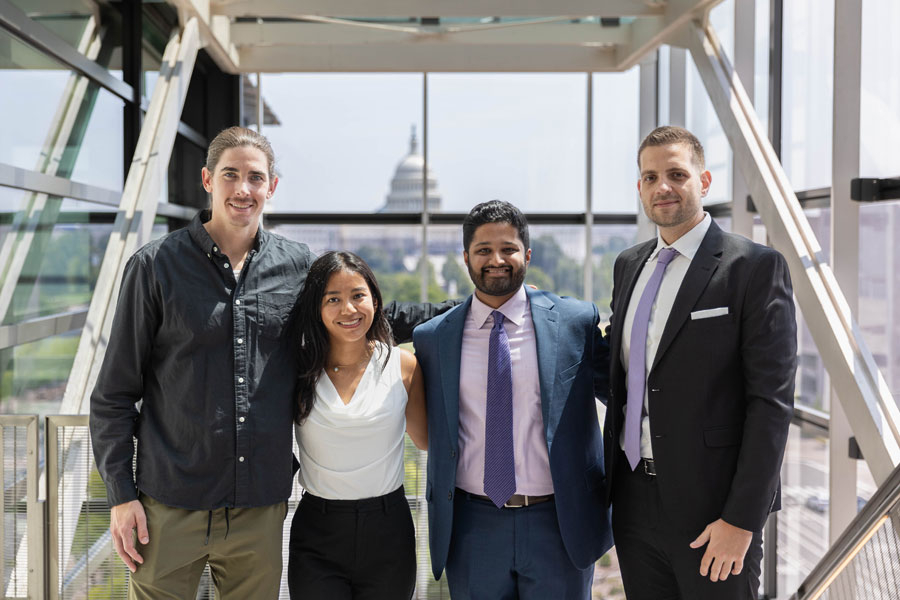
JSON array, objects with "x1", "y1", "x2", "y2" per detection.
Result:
[{"x1": 128, "y1": 494, "x2": 287, "y2": 600}]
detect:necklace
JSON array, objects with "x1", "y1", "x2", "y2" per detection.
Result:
[{"x1": 328, "y1": 346, "x2": 373, "y2": 373}]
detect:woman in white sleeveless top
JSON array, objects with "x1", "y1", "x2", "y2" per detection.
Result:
[{"x1": 288, "y1": 251, "x2": 426, "y2": 600}]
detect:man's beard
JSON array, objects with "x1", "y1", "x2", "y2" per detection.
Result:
[{"x1": 467, "y1": 263, "x2": 527, "y2": 298}]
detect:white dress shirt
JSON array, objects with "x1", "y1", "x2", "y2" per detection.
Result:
[{"x1": 619, "y1": 213, "x2": 712, "y2": 459}]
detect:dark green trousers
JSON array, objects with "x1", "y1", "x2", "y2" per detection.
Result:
[{"x1": 129, "y1": 494, "x2": 287, "y2": 600}]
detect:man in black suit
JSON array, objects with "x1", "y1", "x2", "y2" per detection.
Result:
[{"x1": 605, "y1": 126, "x2": 796, "y2": 599}]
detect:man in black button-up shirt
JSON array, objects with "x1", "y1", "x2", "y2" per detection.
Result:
[{"x1": 90, "y1": 128, "x2": 449, "y2": 598}]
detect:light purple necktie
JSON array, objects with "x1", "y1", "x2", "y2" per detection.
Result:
[
  {"x1": 624, "y1": 247, "x2": 679, "y2": 470},
  {"x1": 484, "y1": 310, "x2": 516, "y2": 508}
]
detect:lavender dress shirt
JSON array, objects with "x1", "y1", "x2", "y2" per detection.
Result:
[{"x1": 455, "y1": 286, "x2": 554, "y2": 496}]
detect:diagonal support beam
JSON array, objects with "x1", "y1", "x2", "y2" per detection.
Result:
[
  {"x1": 616, "y1": 0, "x2": 722, "y2": 71},
  {"x1": 60, "y1": 19, "x2": 201, "y2": 417},
  {"x1": 686, "y1": 20, "x2": 900, "y2": 484}
]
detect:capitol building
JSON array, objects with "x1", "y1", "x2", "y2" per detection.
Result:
[{"x1": 378, "y1": 127, "x2": 442, "y2": 213}]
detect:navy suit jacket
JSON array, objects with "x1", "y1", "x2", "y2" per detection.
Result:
[{"x1": 413, "y1": 287, "x2": 614, "y2": 580}]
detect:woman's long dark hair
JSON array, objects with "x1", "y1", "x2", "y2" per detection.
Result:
[{"x1": 293, "y1": 251, "x2": 393, "y2": 424}]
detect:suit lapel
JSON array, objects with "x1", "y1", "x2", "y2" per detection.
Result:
[
  {"x1": 527, "y1": 289, "x2": 560, "y2": 447},
  {"x1": 652, "y1": 222, "x2": 724, "y2": 370},
  {"x1": 611, "y1": 240, "x2": 657, "y2": 374},
  {"x1": 437, "y1": 296, "x2": 471, "y2": 448}
]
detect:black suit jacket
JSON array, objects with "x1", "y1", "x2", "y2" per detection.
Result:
[{"x1": 604, "y1": 220, "x2": 797, "y2": 535}]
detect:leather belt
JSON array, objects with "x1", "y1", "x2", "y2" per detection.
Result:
[
  {"x1": 458, "y1": 488, "x2": 554, "y2": 508},
  {"x1": 639, "y1": 458, "x2": 656, "y2": 476}
]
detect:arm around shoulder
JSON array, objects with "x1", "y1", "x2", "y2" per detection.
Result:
[{"x1": 400, "y1": 348, "x2": 428, "y2": 450}]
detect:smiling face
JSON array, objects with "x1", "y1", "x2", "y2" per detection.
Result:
[
  {"x1": 201, "y1": 145, "x2": 277, "y2": 234},
  {"x1": 464, "y1": 222, "x2": 531, "y2": 308},
  {"x1": 637, "y1": 142, "x2": 711, "y2": 244},
  {"x1": 320, "y1": 269, "x2": 377, "y2": 345}
]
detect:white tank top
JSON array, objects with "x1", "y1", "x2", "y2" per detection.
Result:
[{"x1": 294, "y1": 343, "x2": 408, "y2": 499}]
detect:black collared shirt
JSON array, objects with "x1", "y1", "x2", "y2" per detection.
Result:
[{"x1": 90, "y1": 211, "x2": 448, "y2": 510}]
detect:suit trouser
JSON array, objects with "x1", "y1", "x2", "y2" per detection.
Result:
[
  {"x1": 611, "y1": 456, "x2": 763, "y2": 600},
  {"x1": 287, "y1": 486, "x2": 416, "y2": 600},
  {"x1": 128, "y1": 493, "x2": 287, "y2": 600},
  {"x1": 445, "y1": 492, "x2": 593, "y2": 600}
]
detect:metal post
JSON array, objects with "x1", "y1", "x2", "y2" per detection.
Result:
[
  {"x1": 637, "y1": 51, "x2": 659, "y2": 242},
  {"x1": 669, "y1": 47, "x2": 687, "y2": 127},
  {"x1": 420, "y1": 72, "x2": 430, "y2": 304},
  {"x1": 732, "y1": 0, "x2": 755, "y2": 239},
  {"x1": 256, "y1": 72, "x2": 264, "y2": 133},
  {"x1": 584, "y1": 72, "x2": 593, "y2": 301},
  {"x1": 122, "y1": 0, "x2": 143, "y2": 178},
  {"x1": 768, "y1": 0, "x2": 783, "y2": 158},
  {"x1": 829, "y1": 0, "x2": 864, "y2": 544}
]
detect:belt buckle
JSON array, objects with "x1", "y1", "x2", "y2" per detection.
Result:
[
  {"x1": 642, "y1": 459, "x2": 657, "y2": 477},
  {"x1": 503, "y1": 496, "x2": 527, "y2": 508}
]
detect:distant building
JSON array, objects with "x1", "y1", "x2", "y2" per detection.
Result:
[{"x1": 379, "y1": 126, "x2": 442, "y2": 213}]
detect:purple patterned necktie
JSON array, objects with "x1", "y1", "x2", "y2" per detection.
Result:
[
  {"x1": 624, "y1": 247, "x2": 679, "y2": 470},
  {"x1": 484, "y1": 310, "x2": 516, "y2": 508}
]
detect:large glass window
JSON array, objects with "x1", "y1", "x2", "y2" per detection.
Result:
[
  {"x1": 857, "y1": 203, "x2": 900, "y2": 400},
  {"x1": 796, "y1": 207, "x2": 831, "y2": 411},
  {"x1": 782, "y1": 0, "x2": 834, "y2": 191},
  {"x1": 429, "y1": 74, "x2": 587, "y2": 213},
  {"x1": 592, "y1": 69, "x2": 640, "y2": 214},
  {"x1": 860, "y1": 0, "x2": 900, "y2": 178},
  {"x1": 0, "y1": 187, "x2": 115, "y2": 325},
  {"x1": 778, "y1": 421, "x2": 831, "y2": 597},
  {"x1": 261, "y1": 74, "x2": 423, "y2": 213},
  {"x1": 0, "y1": 27, "x2": 124, "y2": 191},
  {"x1": 0, "y1": 332, "x2": 79, "y2": 414},
  {"x1": 591, "y1": 224, "x2": 639, "y2": 318}
]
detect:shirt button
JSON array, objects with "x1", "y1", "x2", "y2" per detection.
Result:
[
  {"x1": 238, "y1": 377, "x2": 244, "y2": 383},
  {"x1": 235, "y1": 299, "x2": 241, "y2": 305},
  {"x1": 224, "y1": 263, "x2": 230, "y2": 269},
  {"x1": 239, "y1": 416, "x2": 245, "y2": 423},
  {"x1": 239, "y1": 456, "x2": 245, "y2": 462},
  {"x1": 213, "y1": 246, "x2": 218, "y2": 252},
  {"x1": 448, "y1": 491, "x2": 453, "y2": 501},
  {"x1": 237, "y1": 338, "x2": 243, "y2": 344}
]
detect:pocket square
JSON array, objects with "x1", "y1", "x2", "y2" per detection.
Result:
[{"x1": 691, "y1": 307, "x2": 729, "y2": 320}]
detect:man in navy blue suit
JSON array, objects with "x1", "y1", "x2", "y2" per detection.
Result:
[{"x1": 413, "y1": 201, "x2": 613, "y2": 599}]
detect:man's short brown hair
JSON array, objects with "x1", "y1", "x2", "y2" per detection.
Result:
[{"x1": 637, "y1": 126, "x2": 706, "y2": 170}]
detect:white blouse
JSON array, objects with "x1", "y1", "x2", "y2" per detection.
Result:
[{"x1": 295, "y1": 343, "x2": 408, "y2": 499}]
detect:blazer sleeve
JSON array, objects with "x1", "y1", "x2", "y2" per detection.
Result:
[{"x1": 721, "y1": 249, "x2": 797, "y2": 532}]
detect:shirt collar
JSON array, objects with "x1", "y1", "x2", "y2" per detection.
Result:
[
  {"x1": 470, "y1": 285, "x2": 528, "y2": 328},
  {"x1": 651, "y1": 212, "x2": 711, "y2": 262},
  {"x1": 189, "y1": 209, "x2": 267, "y2": 256}
]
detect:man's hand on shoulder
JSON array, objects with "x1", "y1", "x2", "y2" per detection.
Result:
[
  {"x1": 689, "y1": 518, "x2": 753, "y2": 582},
  {"x1": 110, "y1": 499, "x2": 149, "y2": 573}
]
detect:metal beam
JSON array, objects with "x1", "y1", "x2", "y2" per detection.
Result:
[
  {"x1": 0, "y1": 309, "x2": 88, "y2": 349},
  {"x1": 212, "y1": 0, "x2": 667, "y2": 18},
  {"x1": 686, "y1": 21, "x2": 900, "y2": 484},
  {"x1": 0, "y1": 163, "x2": 121, "y2": 207},
  {"x1": 61, "y1": 19, "x2": 201, "y2": 417},
  {"x1": 169, "y1": 0, "x2": 240, "y2": 73},
  {"x1": 0, "y1": 0, "x2": 134, "y2": 102},
  {"x1": 615, "y1": 0, "x2": 723, "y2": 71},
  {"x1": 238, "y1": 43, "x2": 618, "y2": 72},
  {"x1": 230, "y1": 20, "x2": 630, "y2": 46},
  {"x1": 829, "y1": 0, "x2": 864, "y2": 544}
]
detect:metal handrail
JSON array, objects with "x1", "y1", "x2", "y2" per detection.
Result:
[{"x1": 790, "y1": 461, "x2": 900, "y2": 599}]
